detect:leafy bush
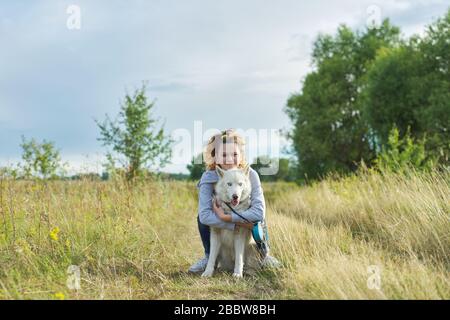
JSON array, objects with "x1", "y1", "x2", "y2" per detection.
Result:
[
  {"x1": 19, "y1": 136, "x2": 63, "y2": 179},
  {"x1": 374, "y1": 126, "x2": 435, "y2": 173}
]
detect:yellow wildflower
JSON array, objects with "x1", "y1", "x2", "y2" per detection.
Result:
[
  {"x1": 49, "y1": 227, "x2": 60, "y2": 241},
  {"x1": 54, "y1": 292, "x2": 65, "y2": 300}
]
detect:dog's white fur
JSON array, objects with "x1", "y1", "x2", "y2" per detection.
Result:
[{"x1": 201, "y1": 165, "x2": 261, "y2": 278}]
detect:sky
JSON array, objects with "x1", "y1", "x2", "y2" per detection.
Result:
[{"x1": 0, "y1": 0, "x2": 448, "y2": 174}]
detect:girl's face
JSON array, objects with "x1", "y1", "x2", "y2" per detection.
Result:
[{"x1": 215, "y1": 142, "x2": 241, "y2": 170}]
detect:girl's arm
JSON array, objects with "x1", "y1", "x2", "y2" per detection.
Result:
[
  {"x1": 230, "y1": 169, "x2": 265, "y2": 223},
  {"x1": 198, "y1": 180, "x2": 236, "y2": 230}
]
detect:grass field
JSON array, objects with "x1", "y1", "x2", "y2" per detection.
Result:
[{"x1": 0, "y1": 168, "x2": 449, "y2": 299}]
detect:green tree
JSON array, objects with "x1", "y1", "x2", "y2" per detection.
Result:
[
  {"x1": 417, "y1": 9, "x2": 450, "y2": 164},
  {"x1": 96, "y1": 84, "x2": 173, "y2": 181},
  {"x1": 187, "y1": 153, "x2": 205, "y2": 181},
  {"x1": 362, "y1": 10, "x2": 450, "y2": 166},
  {"x1": 285, "y1": 20, "x2": 400, "y2": 181},
  {"x1": 361, "y1": 46, "x2": 421, "y2": 146},
  {"x1": 20, "y1": 136, "x2": 62, "y2": 179}
]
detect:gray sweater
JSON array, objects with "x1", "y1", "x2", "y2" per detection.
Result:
[{"x1": 196, "y1": 167, "x2": 266, "y2": 230}]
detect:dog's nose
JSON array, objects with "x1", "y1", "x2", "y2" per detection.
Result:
[{"x1": 232, "y1": 194, "x2": 238, "y2": 200}]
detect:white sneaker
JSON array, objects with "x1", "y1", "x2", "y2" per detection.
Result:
[
  {"x1": 261, "y1": 255, "x2": 281, "y2": 269},
  {"x1": 188, "y1": 255, "x2": 209, "y2": 273}
]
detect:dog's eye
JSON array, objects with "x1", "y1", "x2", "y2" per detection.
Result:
[
  {"x1": 227, "y1": 182, "x2": 232, "y2": 186},
  {"x1": 238, "y1": 183, "x2": 243, "y2": 186}
]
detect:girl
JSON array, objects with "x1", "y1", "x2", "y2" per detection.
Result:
[{"x1": 188, "y1": 129, "x2": 280, "y2": 273}]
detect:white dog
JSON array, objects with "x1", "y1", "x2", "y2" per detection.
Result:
[{"x1": 201, "y1": 165, "x2": 261, "y2": 278}]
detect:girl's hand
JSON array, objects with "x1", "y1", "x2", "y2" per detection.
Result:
[{"x1": 212, "y1": 198, "x2": 231, "y2": 222}]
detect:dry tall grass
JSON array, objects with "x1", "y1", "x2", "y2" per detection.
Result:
[{"x1": 0, "y1": 168, "x2": 448, "y2": 299}]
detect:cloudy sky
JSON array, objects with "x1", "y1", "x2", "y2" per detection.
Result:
[{"x1": 0, "y1": 0, "x2": 448, "y2": 174}]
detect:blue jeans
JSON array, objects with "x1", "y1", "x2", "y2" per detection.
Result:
[{"x1": 197, "y1": 215, "x2": 210, "y2": 256}]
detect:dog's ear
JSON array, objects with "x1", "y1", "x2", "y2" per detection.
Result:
[
  {"x1": 216, "y1": 165, "x2": 225, "y2": 178},
  {"x1": 243, "y1": 163, "x2": 250, "y2": 176}
]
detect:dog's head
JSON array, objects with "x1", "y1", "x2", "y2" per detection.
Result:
[{"x1": 215, "y1": 165, "x2": 251, "y2": 207}]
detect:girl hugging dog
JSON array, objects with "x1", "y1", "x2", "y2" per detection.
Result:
[{"x1": 188, "y1": 128, "x2": 280, "y2": 274}]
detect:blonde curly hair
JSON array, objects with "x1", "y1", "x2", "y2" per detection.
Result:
[{"x1": 203, "y1": 129, "x2": 248, "y2": 170}]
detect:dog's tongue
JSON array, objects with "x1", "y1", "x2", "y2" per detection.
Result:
[{"x1": 231, "y1": 198, "x2": 239, "y2": 206}]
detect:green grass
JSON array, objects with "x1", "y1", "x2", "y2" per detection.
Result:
[{"x1": 0, "y1": 168, "x2": 449, "y2": 299}]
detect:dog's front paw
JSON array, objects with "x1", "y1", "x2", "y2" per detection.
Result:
[
  {"x1": 201, "y1": 269, "x2": 214, "y2": 277},
  {"x1": 232, "y1": 272, "x2": 243, "y2": 278}
]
